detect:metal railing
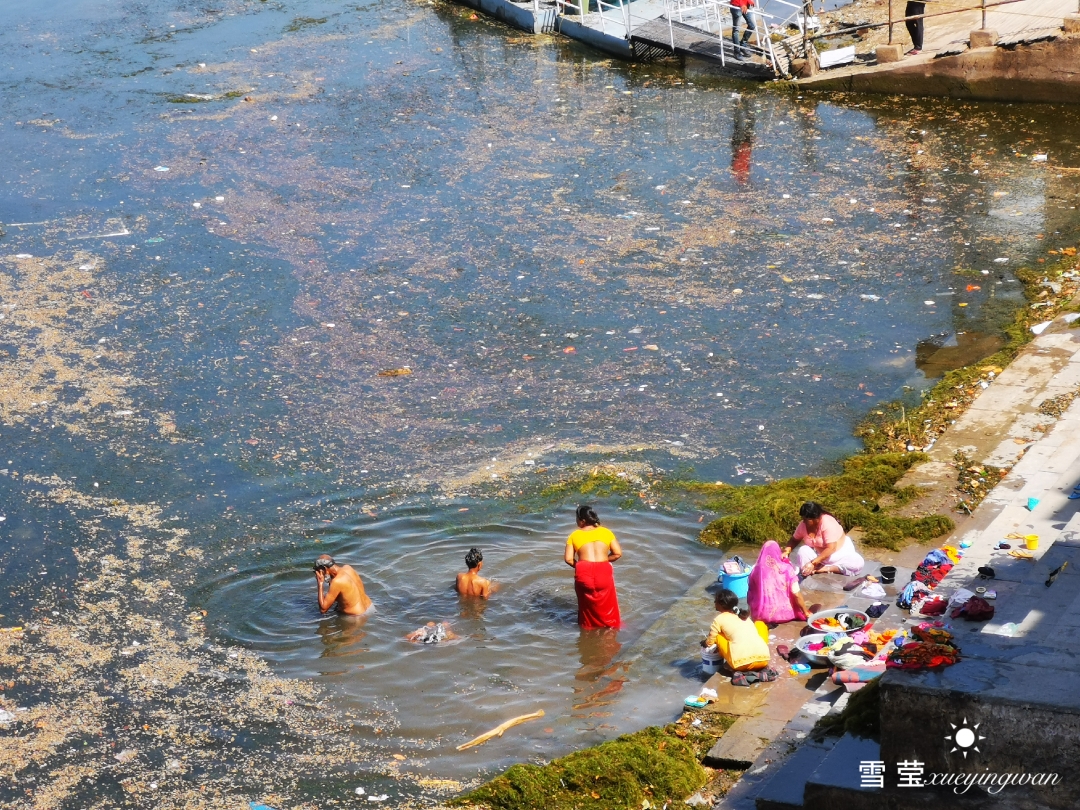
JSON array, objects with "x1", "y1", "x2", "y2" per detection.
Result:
[
  {"x1": 553, "y1": 0, "x2": 632, "y2": 38},
  {"x1": 807, "y1": 0, "x2": 1030, "y2": 45},
  {"x1": 664, "y1": 0, "x2": 794, "y2": 72},
  {"x1": 551, "y1": 0, "x2": 811, "y2": 75}
]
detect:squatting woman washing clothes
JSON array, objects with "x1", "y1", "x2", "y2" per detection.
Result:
[
  {"x1": 565, "y1": 504, "x2": 622, "y2": 629},
  {"x1": 784, "y1": 501, "x2": 865, "y2": 578}
]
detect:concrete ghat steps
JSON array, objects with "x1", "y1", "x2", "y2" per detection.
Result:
[
  {"x1": 752, "y1": 736, "x2": 839, "y2": 809},
  {"x1": 801, "y1": 733, "x2": 880, "y2": 809},
  {"x1": 745, "y1": 546, "x2": 1080, "y2": 810}
]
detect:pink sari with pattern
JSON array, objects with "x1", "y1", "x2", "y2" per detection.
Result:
[{"x1": 747, "y1": 541, "x2": 806, "y2": 624}]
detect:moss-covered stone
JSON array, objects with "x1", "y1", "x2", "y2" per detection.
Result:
[
  {"x1": 539, "y1": 471, "x2": 641, "y2": 502},
  {"x1": 692, "y1": 453, "x2": 952, "y2": 550},
  {"x1": 452, "y1": 719, "x2": 730, "y2": 810}
]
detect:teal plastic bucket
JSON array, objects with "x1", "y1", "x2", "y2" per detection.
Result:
[{"x1": 721, "y1": 568, "x2": 752, "y2": 599}]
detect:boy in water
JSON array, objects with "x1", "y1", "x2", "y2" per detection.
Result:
[{"x1": 456, "y1": 547, "x2": 495, "y2": 598}]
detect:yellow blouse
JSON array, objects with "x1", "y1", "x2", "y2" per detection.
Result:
[{"x1": 567, "y1": 526, "x2": 616, "y2": 551}]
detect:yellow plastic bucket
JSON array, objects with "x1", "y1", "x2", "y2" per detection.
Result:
[{"x1": 1025, "y1": 534, "x2": 1039, "y2": 551}]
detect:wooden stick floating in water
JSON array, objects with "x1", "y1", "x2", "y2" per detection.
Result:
[{"x1": 456, "y1": 710, "x2": 545, "y2": 751}]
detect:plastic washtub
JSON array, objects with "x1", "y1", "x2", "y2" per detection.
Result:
[
  {"x1": 807, "y1": 607, "x2": 869, "y2": 633},
  {"x1": 794, "y1": 632, "x2": 849, "y2": 666}
]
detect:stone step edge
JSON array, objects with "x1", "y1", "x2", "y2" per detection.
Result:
[{"x1": 714, "y1": 677, "x2": 850, "y2": 809}]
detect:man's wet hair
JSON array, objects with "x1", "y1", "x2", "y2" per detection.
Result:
[
  {"x1": 313, "y1": 554, "x2": 336, "y2": 572},
  {"x1": 465, "y1": 548, "x2": 483, "y2": 570}
]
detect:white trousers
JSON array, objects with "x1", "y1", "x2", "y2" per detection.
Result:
[{"x1": 792, "y1": 536, "x2": 864, "y2": 577}]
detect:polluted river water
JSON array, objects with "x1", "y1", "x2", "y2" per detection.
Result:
[{"x1": 2, "y1": 0, "x2": 1080, "y2": 806}]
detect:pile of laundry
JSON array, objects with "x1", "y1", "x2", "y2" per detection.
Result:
[
  {"x1": 944, "y1": 588, "x2": 995, "y2": 621},
  {"x1": 813, "y1": 611, "x2": 868, "y2": 632},
  {"x1": 886, "y1": 623, "x2": 961, "y2": 670},
  {"x1": 822, "y1": 628, "x2": 901, "y2": 691},
  {"x1": 897, "y1": 545, "x2": 962, "y2": 617}
]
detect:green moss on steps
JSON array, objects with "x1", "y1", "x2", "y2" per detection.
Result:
[
  {"x1": 692, "y1": 453, "x2": 952, "y2": 551},
  {"x1": 452, "y1": 718, "x2": 732, "y2": 810}
]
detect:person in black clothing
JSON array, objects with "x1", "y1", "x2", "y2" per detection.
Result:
[{"x1": 905, "y1": 0, "x2": 926, "y2": 54}]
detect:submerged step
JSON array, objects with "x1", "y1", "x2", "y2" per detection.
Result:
[
  {"x1": 802, "y1": 733, "x2": 881, "y2": 810},
  {"x1": 753, "y1": 736, "x2": 838, "y2": 810}
]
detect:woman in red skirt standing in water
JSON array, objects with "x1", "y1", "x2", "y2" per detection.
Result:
[{"x1": 564, "y1": 504, "x2": 623, "y2": 629}]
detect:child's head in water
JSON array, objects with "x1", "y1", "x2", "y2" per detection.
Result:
[
  {"x1": 465, "y1": 547, "x2": 483, "y2": 571},
  {"x1": 714, "y1": 588, "x2": 740, "y2": 614}
]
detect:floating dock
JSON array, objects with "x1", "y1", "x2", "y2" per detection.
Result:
[
  {"x1": 457, "y1": 0, "x2": 811, "y2": 79},
  {"x1": 453, "y1": 0, "x2": 1080, "y2": 101}
]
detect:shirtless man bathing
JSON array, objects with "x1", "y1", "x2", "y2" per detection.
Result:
[
  {"x1": 313, "y1": 554, "x2": 372, "y2": 615},
  {"x1": 455, "y1": 547, "x2": 497, "y2": 598}
]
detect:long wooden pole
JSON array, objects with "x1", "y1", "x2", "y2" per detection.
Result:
[
  {"x1": 456, "y1": 710, "x2": 546, "y2": 751},
  {"x1": 888, "y1": 0, "x2": 894, "y2": 43}
]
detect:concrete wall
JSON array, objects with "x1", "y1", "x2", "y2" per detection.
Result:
[
  {"x1": 554, "y1": 16, "x2": 635, "y2": 59},
  {"x1": 879, "y1": 671, "x2": 1080, "y2": 809},
  {"x1": 801, "y1": 36, "x2": 1080, "y2": 104},
  {"x1": 455, "y1": 0, "x2": 557, "y2": 34}
]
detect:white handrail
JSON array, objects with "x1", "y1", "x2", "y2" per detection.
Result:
[
  {"x1": 664, "y1": 0, "x2": 783, "y2": 73},
  {"x1": 554, "y1": 0, "x2": 630, "y2": 36}
]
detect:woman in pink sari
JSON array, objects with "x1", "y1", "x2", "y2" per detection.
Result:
[{"x1": 748, "y1": 541, "x2": 809, "y2": 624}]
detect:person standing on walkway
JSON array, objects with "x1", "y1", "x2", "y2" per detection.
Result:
[
  {"x1": 905, "y1": 0, "x2": 927, "y2": 54},
  {"x1": 565, "y1": 504, "x2": 622, "y2": 629},
  {"x1": 730, "y1": 0, "x2": 757, "y2": 59}
]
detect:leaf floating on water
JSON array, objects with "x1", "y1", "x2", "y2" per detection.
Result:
[{"x1": 377, "y1": 368, "x2": 412, "y2": 377}]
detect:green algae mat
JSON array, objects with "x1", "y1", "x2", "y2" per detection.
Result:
[{"x1": 453, "y1": 718, "x2": 733, "y2": 810}]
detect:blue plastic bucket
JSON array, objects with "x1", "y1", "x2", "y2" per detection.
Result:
[{"x1": 721, "y1": 568, "x2": 752, "y2": 599}]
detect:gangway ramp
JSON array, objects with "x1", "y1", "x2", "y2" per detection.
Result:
[{"x1": 629, "y1": 17, "x2": 780, "y2": 78}]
